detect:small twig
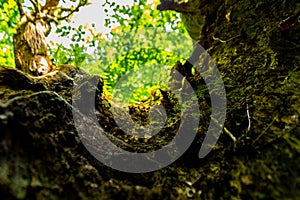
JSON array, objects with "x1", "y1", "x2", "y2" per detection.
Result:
[
  {"x1": 56, "y1": 1, "x2": 90, "y2": 21},
  {"x1": 211, "y1": 116, "x2": 237, "y2": 142},
  {"x1": 252, "y1": 115, "x2": 278, "y2": 145},
  {"x1": 212, "y1": 34, "x2": 240, "y2": 43},
  {"x1": 224, "y1": 127, "x2": 237, "y2": 142},
  {"x1": 212, "y1": 35, "x2": 226, "y2": 43},
  {"x1": 246, "y1": 104, "x2": 251, "y2": 131}
]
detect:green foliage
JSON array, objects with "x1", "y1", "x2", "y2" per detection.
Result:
[
  {"x1": 0, "y1": 0, "x2": 19, "y2": 67},
  {"x1": 50, "y1": 24, "x2": 89, "y2": 66},
  {"x1": 82, "y1": 0, "x2": 192, "y2": 104}
]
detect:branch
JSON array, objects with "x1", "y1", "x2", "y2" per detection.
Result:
[
  {"x1": 29, "y1": 0, "x2": 39, "y2": 15},
  {"x1": 41, "y1": 0, "x2": 90, "y2": 23},
  {"x1": 42, "y1": 0, "x2": 60, "y2": 10},
  {"x1": 17, "y1": 0, "x2": 25, "y2": 17},
  {"x1": 56, "y1": 0, "x2": 90, "y2": 21},
  {"x1": 224, "y1": 127, "x2": 237, "y2": 142}
]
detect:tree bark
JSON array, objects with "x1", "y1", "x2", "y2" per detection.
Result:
[{"x1": 13, "y1": 12, "x2": 53, "y2": 76}]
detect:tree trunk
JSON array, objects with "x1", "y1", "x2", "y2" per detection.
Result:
[{"x1": 13, "y1": 13, "x2": 53, "y2": 76}]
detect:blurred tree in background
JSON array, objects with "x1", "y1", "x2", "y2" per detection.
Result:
[{"x1": 0, "y1": 0, "x2": 192, "y2": 103}]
